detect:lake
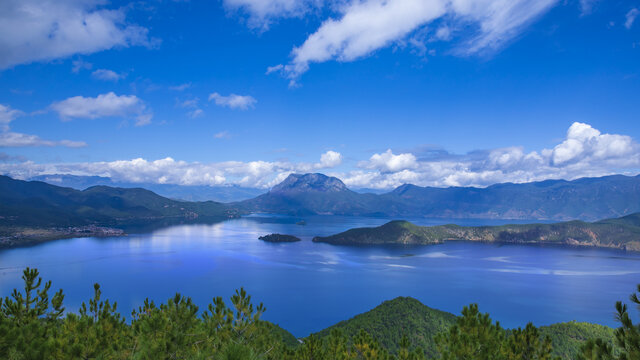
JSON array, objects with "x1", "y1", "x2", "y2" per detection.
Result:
[{"x1": 1, "y1": 214, "x2": 639, "y2": 337}]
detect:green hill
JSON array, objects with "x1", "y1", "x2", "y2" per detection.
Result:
[
  {"x1": 314, "y1": 215, "x2": 640, "y2": 251},
  {"x1": 312, "y1": 297, "x2": 616, "y2": 359},
  {"x1": 312, "y1": 220, "x2": 450, "y2": 245},
  {"x1": 313, "y1": 297, "x2": 457, "y2": 357}
]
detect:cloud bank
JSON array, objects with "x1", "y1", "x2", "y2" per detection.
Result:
[
  {"x1": 1, "y1": 123, "x2": 639, "y2": 189},
  {"x1": 0, "y1": 150, "x2": 344, "y2": 188}
]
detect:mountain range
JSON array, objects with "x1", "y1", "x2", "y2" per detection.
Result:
[
  {"x1": 31, "y1": 172, "x2": 640, "y2": 221},
  {"x1": 28, "y1": 174, "x2": 264, "y2": 202},
  {"x1": 238, "y1": 173, "x2": 640, "y2": 221}
]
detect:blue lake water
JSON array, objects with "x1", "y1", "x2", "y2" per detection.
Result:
[{"x1": 1, "y1": 215, "x2": 640, "y2": 337}]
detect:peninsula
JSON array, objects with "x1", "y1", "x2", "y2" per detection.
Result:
[{"x1": 313, "y1": 213, "x2": 640, "y2": 251}]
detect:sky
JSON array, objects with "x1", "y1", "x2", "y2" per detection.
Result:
[{"x1": 0, "y1": 0, "x2": 639, "y2": 190}]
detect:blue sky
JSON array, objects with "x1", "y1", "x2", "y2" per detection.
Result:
[{"x1": 0, "y1": 0, "x2": 639, "y2": 189}]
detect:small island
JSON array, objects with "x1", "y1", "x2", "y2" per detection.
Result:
[{"x1": 258, "y1": 233, "x2": 301, "y2": 243}]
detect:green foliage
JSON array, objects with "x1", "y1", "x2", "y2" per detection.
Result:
[
  {"x1": 579, "y1": 284, "x2": 640, "y2": 360},
  {"x1": 315, "y1": 297, "x2": 455, "y2": 357},
  {"x1": 435, "y1": 304, "x2": 558, "y2": 360},
  {"x1": 539, "y1": 321, "x2": 617, "y2": 359}
]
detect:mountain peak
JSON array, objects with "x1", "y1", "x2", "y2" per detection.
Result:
[{"x1": 270, "y1": 173, "x2": 348, "y2": 194}]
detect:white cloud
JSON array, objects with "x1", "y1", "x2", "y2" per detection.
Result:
[
  {"x1": 170, "y1": 83, "x2": 192, "y2": 91},
  {"x1": 450, "y1": 0, "x2": 557, "y2": 55},
  {"x1": 579, "y1": 0, "x2": 598, "y2": 15},
  {"x1": 0, "y1": 105, "x2": 23, "y2": 132},
  {"x1": 257, "y1": 0, "x2": 558, "y2": 81},
  {"x1": 0, "y1": 0, "x2": 150, "y2": 70},
  {"x1": 0, "y1": 150, "x2": 344, "y2": 188},
  {"x1": 188, "y1": 109, "x2": 204, "y2": 118},
  {"x1": 319, "y1": 150, "x2": 342, "y2": 168},
  {"x1": 92, "y1": 69, "x2": 125, "y2": 81},
  {"x1": 341, "y1": 122, "x2": 640, "y2": 189},
  {"x1": 223, "y1": 0, "x2": 320, "y2": 29},
  {"x1": 0, "y1": 104, "x2": 86, "y2": 148},
  {"x1": 361, "y1": 149, "x2": 418, "y2": 173},
  {"x1": 209, "y1": 92, "x2": 257, "y2": 110},
  {"x1": 72, "y1": 59, "x2": 92, "y2": 73},
  {"x1": 626, "y1": 8, "x2": 639, "y2": 29},
  {"x1": 50, "y1": 92, "x2": 153, "y2": 126},
  {"x1": 0, "y1": 132, "x2": 87, "y2": 148},
  {"x1": 2, "y1": 123, "x2": 638, "y2": 189},
  {"x1": 214, "y1": 131, "x2": 231, "y2": 139},
  {"x1": 550, "y1": 122, "x2": 635, "y2": 165},
  {"x1": 283, "y1": 0, "x2": 448, "y2": 80}
]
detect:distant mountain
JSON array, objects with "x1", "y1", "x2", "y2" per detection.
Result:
[
  {"x1": 381, "y1": 175, "x2": 640, "y2": 220},
  {"x1": 28, "y1": 174, "x2": 264, "y2": 202},
  {"x1": 240, "y1": 173, "x2": 640, "y2": 221},
  {"x1": 237, "y1": 173, "x2": 392, "y2": 216},
  {"x1": 0, "y1": 175, "x2": 238, "y2": 230},
  {"x1": 313, "y1": 213, "x2": 640, "y2": 250}
]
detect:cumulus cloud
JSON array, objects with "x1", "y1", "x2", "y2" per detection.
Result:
[
  {"x1": 50, "y1": 92, "x2": 153, "y2": 126},
  {"x1": 254, "y1": 0, "x2": 558, "y2": 82},
  {"x1": 626, "y1": 8, "x2": 639, "y2": 29},
  {"x1": 340, "y1": 122, "x2": 640, "y2": 189},
  {"x1": 0, "y1": 0, "x2": 150, "y2": 70},
  {"x1": 319, "y1": 150, "x2": 343, "y2": 168},
  {"x1": 0, "y1": 104, "x2": 86, "y2": 148},
  {"x1": 361, "y1": 149, "x2": 418, "y2": 173},
  {"x1": 209, "y1": 92, "x2": 257, "y2": 110},
  {"x1": 550, "y1": 122, "x2": 636, "y2": 165},
  {"x1": 0, "y1": 150, "x2": 344, "y2": 188},
  {"x1": 91, "y1": 69, "x2": 125, "y2": 81}
]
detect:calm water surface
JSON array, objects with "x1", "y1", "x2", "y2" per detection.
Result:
[{"x1": 1, "y1": 215, "x2": 639, "y2": 336}]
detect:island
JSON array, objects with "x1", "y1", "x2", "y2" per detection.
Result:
[
  {"x1": 258, "y1": 233, "x2": 302, "y2": 243},
  {"x1": 312, "y1": 213, "x2": 640, "y2": 251}
]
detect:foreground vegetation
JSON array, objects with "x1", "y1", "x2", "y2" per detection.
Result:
[
  {"x1": 0, "y1": 268, "x2": 637, "y2": 359},
  {"x1": 313, "y1": 214, "x2": 640, "y2": 251}
]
